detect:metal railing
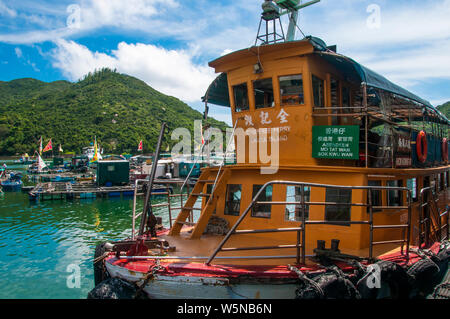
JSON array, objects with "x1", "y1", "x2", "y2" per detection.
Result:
[
  {"x1": 131, "y1": 179, "x2": 172, "y2": 240},
  {"x1": 419, "y1": 187, "x2": 449, "y2": 247},
  {"x1": 206, "y1": 181, "x2": 412, "y2": 265}
]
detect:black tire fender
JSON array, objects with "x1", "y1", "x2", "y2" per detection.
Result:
[
  {"x1": 357, "y1": 260, "x2": 411, "y2": 299},
  {"x1": 87, "y1": 278, "x2": 138, "y2": 299},
  {"x1": 93, "y1": 242, "x2": 111, "y2": 286},
  {"x1": 296, "y1": 273, "x2": 360, "y2": 299},
  {"x1": 407, "y1": 258, "x2": 440, "y2": 295}
]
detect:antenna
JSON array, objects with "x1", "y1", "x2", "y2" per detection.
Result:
[{"x1": 255, "y1": 0, "x2": 320, "y2": 45}]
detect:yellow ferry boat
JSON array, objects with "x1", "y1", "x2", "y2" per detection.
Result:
[{"x1": 89, "y1": 0, "x2": 449, "y2": 299}]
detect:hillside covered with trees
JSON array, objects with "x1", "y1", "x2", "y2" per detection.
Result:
[
  {"x1": 0, "y1": 68, "x2": 227, "y2": 156},
  {"x1": 438, "y1": 101, "x2": 450, "y2": 119}
]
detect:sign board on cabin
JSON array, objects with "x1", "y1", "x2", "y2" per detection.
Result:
[
  {"x1": 394, "y1": 130, "x2": 412, "y2": 168},
  {"x1": 312, "y1": 126, "x2": 360, "y2": 160}
]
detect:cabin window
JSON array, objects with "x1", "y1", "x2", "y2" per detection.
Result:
[
  {"x1": 407, "y1": 178, "x2": 418, "y2": 202},
  {"x1": 387, "y1": 180, "x2": 403, "y2": 206},
  {"x1": 367, "y1": 181, "x2": 382, "y2": 212},
  {"x1": 445, "y1": 171, "x2": 449, "y2": 188},
  {"x1": 107, "y1": 165, "x2": 115, "y2": 172},
  {"x1": 342, "y1": 87, "x2": 350, "y2": 108},
  {"x1": 325, "y1": 188, "x2": 351, "y2": 225},
  {"x1": 253, "y1": 78, "x2": 274, "y2": 109},
  {"x1": 279, "y1": 74, "x2": 304, "y2": 106},
  {"x1": 285, "y1": 186, "x2": 310, "y2": 221},
  {"x1": 330, "y1": 78, "x2": 339, "y2": 125},
  {"x1": 251, "y1": 185, "x2": 273, "y2": 218},
  {"x1": 312, "y1": 75, "x2": 325, "y2": 107},
  {"x1": 224, "y1": 184, "x2": 242, "y2": 216},
  {"x1": 233, "y1": 83, "x2": 249, "y2": 112},
  {"x1": 430, "y1": 177, "x2": 437, "y2": 196}
]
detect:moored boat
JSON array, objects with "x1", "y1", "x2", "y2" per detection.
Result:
[
  {"x1": 89, "y1": 0, "x2": 450, "y2": 299},
  {"x1": 1, "y1": 172, "x2": 23, "y2": 192}
]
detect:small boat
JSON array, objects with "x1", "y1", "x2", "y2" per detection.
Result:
[
  {"x1": 14, "y1": 155, "x2": 36, "y2": 165},
  {"x1": 1, "y1": 173, "x2": 23, "y2": 192}
]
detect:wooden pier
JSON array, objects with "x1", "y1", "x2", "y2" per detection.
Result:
[{"x1": 27, "y1": 180, "x2": 179, "y2": 201}]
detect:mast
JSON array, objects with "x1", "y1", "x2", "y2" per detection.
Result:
[{"x1": 255, "y1": 0, "x2": 321, "y2": 45}]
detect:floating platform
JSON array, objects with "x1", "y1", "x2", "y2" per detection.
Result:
[{"x1": 28, "y1": 181, "x2": 174, "y2": 201}]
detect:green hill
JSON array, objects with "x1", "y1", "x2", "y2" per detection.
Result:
[
  {"x1": 437, "y1": 101, "x2": 450, "y2": 119},
  {"x1": 0, "y1": 68, "x2": 227, "y2": 156}
]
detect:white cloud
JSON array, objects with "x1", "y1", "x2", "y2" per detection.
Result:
[
  {"x1": 51, "y1": 39, "x2": 215, "y2": 102},
  {"x1": 77, "y1": 0, "x2": 179, "y2": 30},
  {"x1": 0, "y1": 1, "x2": 17, "y2": 17}
]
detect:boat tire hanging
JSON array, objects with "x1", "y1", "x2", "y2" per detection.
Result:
[
  {"x1": 416, "y1": 131, "x2": 428, "y2": 163},
  {"x1": 357, "y1": 260, "x2": 410, "y2": 299},
  {"x1": 407, "y1": 258, "x2": 440, "y2": 296},
  {"x1": 93, "y1": 242, "x2": 110, "y2": 286},
  {"x1": 296, "y1": 273, "x2": 360, "y2": 299}
]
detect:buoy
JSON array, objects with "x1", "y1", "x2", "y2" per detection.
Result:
[{"x1": 416, "y1": 131, "x2": 428, "y2": 163}]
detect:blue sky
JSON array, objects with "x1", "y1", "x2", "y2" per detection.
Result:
[{"x1": 1, "y1": 0, "x2": 450, "y2": 125}]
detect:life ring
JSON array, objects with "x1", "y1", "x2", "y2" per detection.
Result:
[
  {"x1": 416, "y1": 131, "x2": 428, "y2": 163},
  {"x1": 442, "y1": 138, "x2": 448, "y2": 162}
]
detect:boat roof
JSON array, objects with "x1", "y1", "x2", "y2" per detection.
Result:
[{"x1": 202, "y1": 37, "x2": 449, "y2": 125}]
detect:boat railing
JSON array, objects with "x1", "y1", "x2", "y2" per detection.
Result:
[
  {"x1": 131, "y1": 179, "x2": 173, "y2": 240},
  {"x1": 419, "y1": 187, "x2": 449, "y2": 247},
  {"x1": 206, "y1": 181, "x2": 412, "y2": 265}
]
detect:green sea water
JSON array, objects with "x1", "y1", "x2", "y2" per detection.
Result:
[{"x1": 0, "y1": 159, "x2": 176, "y2": 299}]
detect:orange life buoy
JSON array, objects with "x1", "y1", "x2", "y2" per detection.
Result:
[
  {"x1": 443, "y1": 138, "x2": 449, "y2": 162},
  {"x1": 416, "y1": 131, "x2": 428, "y2": 163}
]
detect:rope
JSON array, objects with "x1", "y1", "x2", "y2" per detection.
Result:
[
  {"x1": 93, "y1": 252, "x2": 110, "y2": 264},
  {"x1": 134, "y1": 260, "x2": 165, "y2": 299},
  {"x1": 431, "y1": 282, "x2": 450, "y2": 299},
  {"x1": 288, "y1": 264, "x2": 324, "y2": 297}
]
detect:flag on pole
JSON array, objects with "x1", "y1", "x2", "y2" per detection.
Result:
[
  {"x1": 43, "y1": 139, "x2": 52, "y2": 153},
  {"x1": 90, "y1": 137, "x2": 99, "y2": 163},
  {"x1": 39, "y1": 136, "x2": 43, "y2": 155},
  {"x1": 138, "y1": 140, "x2": 143, "y2": 152}
]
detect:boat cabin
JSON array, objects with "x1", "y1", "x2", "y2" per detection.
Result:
[{"x1": 162, "y1": 37, "x2": 449, "y2": 264}]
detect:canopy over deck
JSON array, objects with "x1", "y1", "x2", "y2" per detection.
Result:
[{"x1": 202, "y1": 37, "x2": 449, "y2": 125}]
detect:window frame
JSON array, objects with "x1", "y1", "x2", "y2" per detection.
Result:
[
  {"x1": 224, "y1": 184, "x2": 242, "y2": 216},
  {"x1": 285, "y1": 185, "x2": 311, "y2": 222},
  {"x1": 253, "y1": 77, "x2": 275, "y2": 110},
  {"x1": 279, "y1": 74, "x2": 305, "y2": 106},
  {"x1": 251, "y1": 184, "x2": 273, "y2": 219},
  {"x1": 232, "y1": 82, "x2": 250, "y2": 113},
  {"x1": 324, "y1": 187, "x2": 352, "y2": 226},
  {"x1": 312, "y1": 74, "x2": 325, "y2": 108}
]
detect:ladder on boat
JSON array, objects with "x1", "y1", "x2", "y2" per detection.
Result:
[
  {"x1": 169, "y1": 168, "x2": 231, "y2": 239},
  {"x1": 169, "y1": 119, "x2": 237, "y2": 239},
  {"x1": 419, "y1": 187, "x2": 449, "y2": 247}
]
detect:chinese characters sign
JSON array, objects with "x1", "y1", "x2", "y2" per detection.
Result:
[{"x1": 312, "y1": 126, "x2": 360, "y2": 160}]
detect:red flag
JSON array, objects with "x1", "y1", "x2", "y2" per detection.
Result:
[
  {"x1": 138, "y1": 140, "x2": 143, "y2": 152},
  {"x1": 43, "y1": 139, "x2": 52, "y2": 153}
]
